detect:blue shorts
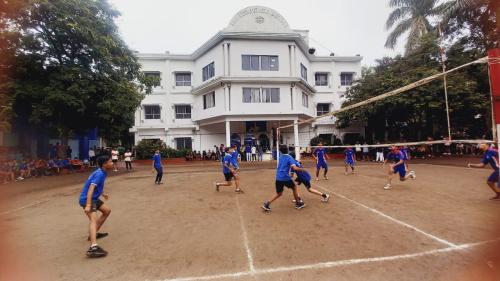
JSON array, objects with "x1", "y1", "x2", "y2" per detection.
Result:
[
  {"x1": 393, "y1": 164, "x2": 406, "y2": 178},
  {"x1": 488, "y1": 170, "x2": 499, "y2": 184},
  {"x1": 316, "y1": 161, "x2": 328, "y2": 169},
  {"x1": 345, "y1": 159, "x2": 355, "y2": 166}
]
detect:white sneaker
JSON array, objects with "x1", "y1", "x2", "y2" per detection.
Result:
[
  {"x1": 322, "y1": 194, "x2": 330, "y2": 202},
  {"x1": 384, "y1": 184, "x2": 392, "y2": 190},
  {"x1": 17, "y1": 177, "x2": 24, "y2": 181},
  {"x1": 409, "y1": 171, "x2": 416, "y2": 180}
]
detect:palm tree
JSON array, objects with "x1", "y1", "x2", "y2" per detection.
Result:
[{"x1": 385, "y1": 0, "x2": 441, "y2": 54}]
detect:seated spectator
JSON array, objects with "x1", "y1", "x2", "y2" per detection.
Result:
[
  {"x1": 83, "y1": 159, "x2": 90, "y2": 169},
  {"x1": 0, "y1": 161, "x2": 15, "y2": 184},
  {"x1": 71, "y1": 157, "x2": 83, "y2": 171},
  {"x1": 35, "y1": 159, "x2": 48, "y2": 177},
  {"x1": 48, "y1": 158, "x2": 60, "y2": 175},
  {"x1": 60, "y1": 157, "x2": 73, "y2": 173},
  {"x1": 18, "y1": 160, "x2": 30, "y2": 180},
  {"x1": 202, "y1": 150, "x2": 207, "y2": 160}
]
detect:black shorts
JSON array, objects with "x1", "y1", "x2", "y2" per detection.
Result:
[
  {"x1": 224, "y1": 172, "x2": 234, "y2": 181},
  {"x1": 79, "y1": 199, "x2": 104, "y2": 212},
  {"x1": 295, "y1": 177, "x2": 311, "y2": 189},
  {"x1": 275, "y1": 180, "x2": 295, "y2": 193}
]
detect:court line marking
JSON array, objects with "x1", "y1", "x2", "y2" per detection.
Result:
[
  {"x1": 235, "y1": 197, "x2": 256, "y2": 274},
  {"x1": 313, "y1": 184, "x2": 458, "y2": 248},
  {"x1": 0, "y1": 199, "x2": 51, "y2": 216},
  {"x1": 156, "y1": 238, "x2": 499, "y2": 281}
]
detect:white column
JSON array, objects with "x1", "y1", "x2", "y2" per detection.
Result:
[
  {"x1": 294, "y1": 120, "x2": 300, "y2": 161},
  {"x1": 225, "y1": 121, "x2": 231, "y2": 147}
]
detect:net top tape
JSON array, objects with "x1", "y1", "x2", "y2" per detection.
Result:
[{"x1": 294, "y1": 139, "x2": 494, "y2": 149}]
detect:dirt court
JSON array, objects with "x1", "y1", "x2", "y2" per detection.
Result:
[{"x1": 2, "y1": 158, "x2": 500, "y2": 281}]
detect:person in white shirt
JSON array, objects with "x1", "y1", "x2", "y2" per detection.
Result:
[
  {"x1": 88, "y1": 148, "x2": 96, "y2": 167},
  {"x1": 124, "y1": 149, "x2": 132, "y2": 171},
  {"x1": 111, "y1": 148, "x2": 119, "y2": 172},
  {"x1": 251, "y1": 145, "x2": 257, "y2": 162}
]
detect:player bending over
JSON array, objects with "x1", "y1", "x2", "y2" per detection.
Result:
[
  {"x1": 467, "y1": 143, "x2": 500, "y2": 200},
  {"x1": 292, "y1": 156, "x2": 330, "y2": 203},
  {"x1": 78, "y1": 156, "x2": 113, "y2": 258},
  {"x1": 313, "y1": 142, "x2": 329, "y2": 181},
  {"x1": 262, "y1": 145, "x2": 306, "y2": 211},
  {"x1": 383, "y1": 146, "x2": 416, "y2": 190},
  {"x1": 344, "y1": 147, "x2": 356, "y2": 175},
  {"x1": 214, "y1": 147, "x2": 244, "y2": 193}
]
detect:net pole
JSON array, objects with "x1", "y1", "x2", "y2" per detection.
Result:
[
  {"x1": 439, "y1": 24, "x2": 452, "y2": 141},
  {"x1": 276, "y1": 128, "x2": 280, "y2": 167},
  {"x1": 488, "y1": 65, "x2": 497, "y2": 141}
]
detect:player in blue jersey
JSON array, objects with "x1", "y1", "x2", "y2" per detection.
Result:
[
  {"x1": 262, "y1": 145, "x2": 306, "y2": 211},
  {"x1": 292, "y1": 157, "x2": 330, "y2": 203},
  {"x1": 468, "y1": 144, "x2": 500, "y2": 200},
  {"x1": 383, "y1": 146, "x2": 416, "y2": 190},
  {"x1": 344, "y1": 147, "x2": 356, "y2": 175},
  {"x1": 214, "y1": 147, "x2": 244, "y2": 193},
  {"x1": 152, "y1": 150, "x2": 163, "y2": 185},
  {"x1": 78, "y1": 156, "x2": 113, "y2": 258},
  {"x1": 401, "y1": 145, "x2": 410, "y2": 170},
  {"x1": 313, "y1": 142, "x2": 330, "y2": 181}
]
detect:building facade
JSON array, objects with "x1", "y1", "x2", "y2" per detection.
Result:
[{"x1": 130, "y1": 6, "x2": 364, "y2": 156}]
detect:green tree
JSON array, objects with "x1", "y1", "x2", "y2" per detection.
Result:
[
  {"x1": 0, "y1": 0, "x2": 158, "y2": 144},
  {"x1": 385, "y1": 0, "x2": 441, "y2": 54}
]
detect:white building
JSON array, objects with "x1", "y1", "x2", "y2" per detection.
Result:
[{"x1": 130, "y1": 6, "x2": 364, "y2": 157}]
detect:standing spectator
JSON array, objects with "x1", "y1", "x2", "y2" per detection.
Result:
[
  {"x1": 111, "y1": 148, "x2": 119, "y2": 172},
  {"x1": 376, "y1": 142, "x2": 384, "y2": 162},
  {"x1": 456, "y1": 143, "x2": 464, "y2": 156},
  {"x1": 49, "y1": 144, "x2": 57, "y2": 159},
  {"x1": 214, "y1": 145, "x2": 220, "y2": 161},
  {"x1": 124, "y1": 149, "x2": 132, "y2": 171},
  {"x1": 251, "y1": 145, "x2": 257, "y2": 161},
  {"x1": 245, "y1": 144, "x2": 251, "y2": 162},
  {"x1": 355, "y1": 142, "x2": 362, "y2": 161},
  {"x1": 219, "y1": 144, "x2": 225, "y2": 160},
  {"x1": 66, "y1": 146, "x2": 73, "y2": 159},
  {"x1": 257, "y1": 145, "x2": 264, "y2": 161},
  {"x1": 89, "y1": 147, "x2": 96, "y2": 167},
  {"x1": 56, "y1": 142, "x2": 63, "y2": 158},
  {"x1": 362, "y1": 142, "x2": 369, "y2": 161}
]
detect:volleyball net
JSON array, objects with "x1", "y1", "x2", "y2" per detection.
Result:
[{"x1": 275, "y1": 55, "x2": 500, "y2": 160}]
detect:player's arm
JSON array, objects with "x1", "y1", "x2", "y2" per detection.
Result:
[
  {"x1": 312, "y1": 149, "x2": 317, "y2": 160},
  {"x1": 290, "y1": 164, "x2": 304, "y2": 172},
  {"x1": 85, "y1": 184, "x2": 96, "y2": 212},
  {"x1": 467, "y1": 163, "x2": 485, "y2": 168}
]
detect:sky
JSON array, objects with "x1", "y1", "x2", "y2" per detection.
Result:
[{"x1": 108, "y1": 0, "x2": 405, "y2": 66}]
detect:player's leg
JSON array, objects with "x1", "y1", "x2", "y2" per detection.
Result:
[
  {"x1": 96, "y1": 202, "x2": 111, "y2": 232},
  {"x1": 315, "y1": 164, "x2": 320, "y2": 180},
  {"x1": 305, "y1": 182, "x2": 330, "y2": 202},
  {"x1": 344, "y1": 162, "x2": 349, "y2": 175},
  {"x1": 234, "y1": 172, "x2": 243, "y2": 193},
  {"x1": 85, "y1": 209, "x2": 99, "y2": 245},
  {"x1": 350, "y1": 163, "x2": 355, "y2": 173},
  {"x1": 384, "y1": 167, "x2": 394, "y2": 189},
  {"x1": 486, "y1": 171, "x2": 500, "y2": 199},
  {"x1": 323, "y1": 163, "x2": 329, "y2": 179}
]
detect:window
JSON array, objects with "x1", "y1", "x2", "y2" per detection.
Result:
[
  {"x1": 144, "y1": 71, "x2": 161, "y2": 87},
  {"x1": 176, "y1": 138, "x2": 192, "y2": 150},
  {"x1": 262, "y1": 88, "x2": 280, "y2": 103},
  {"x1": 317, "y1": 103, "x2": 330, "y2": 116},
  {"x1": 144, "y1": 105, "x2": 161, "y2": 119},
  {"x1": 203, "y1": 92, "x2": 215, "y2": 109},
  {"x1": 243, "y1": 88, "x2": 280, "y2": 103},
  {"x1": 175, "y1": 105, "x2": 191, "y2": 119},
  {"x1": 300, "y1": 63, "x2": 307, "y2": 80},
  {"x1": 242, "y1": 55, "x2": 279, "y2": 71},
  {"x1": 302, "y1": 92, "x2": 309, "y2": 108},
  {"x1": 315, "y1": 73, "x2": 328, "y2": 86},
  {"x1": 202, "y1": 62, "x2": 215, "y2": 81},
  {"x1": 340, "y1": 72, "x2": 354, "y2": 86},
  {"x1": 175, "y1": 73, "x2": 191, "y2": 86},
  {"x1": 261, "y1": 55, "x2": 279, "y2": 71}
]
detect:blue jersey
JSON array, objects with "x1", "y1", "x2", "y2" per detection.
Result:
[
  {"x1": 401, "y1": 147, "x2": 409, "y2": 160},
  {"x1": 294, "y1": 161, "x2": 311, "y2": 182},
  {"x1": 387, "y1": 151, "x2": 404, "y2": 166},
  {"x1": 276, "y1": 154, "x2": 297, "y2": 181},
  {"x1": 79, "y1": 168, "x2": 107, "y2": 204},
  {"x1": 231, "y1": 151, "x2": 239, "y2": 168},
  {"x1": 482, "y1": 148, "x2": 499, "y2": 171},
  {"x1": 344, "y1": 149, "x2": 355, "y2": 161},
  {"x1": 153, "y1": 154, "x2": 162, "y2": 168},
  {"x1": 314, "y1": 148, "x2": 327, "y2": 163},
  {"x1": 222, "y1": 154, "x2": 233, "y2": 174}
]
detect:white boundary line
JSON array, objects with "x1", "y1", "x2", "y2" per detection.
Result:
[
  {"x1": 235, "y1": 197, "x2": 255, "y2": 273},
  {"x1": 0, "y1": 199, "x2": 51, "y2": 216},
  {"x1": 157, "y1": 238, "x2": 499, "y2": 281},
  {"x1": 313, "y1": 184, "x2": 458, "y2": 248}
]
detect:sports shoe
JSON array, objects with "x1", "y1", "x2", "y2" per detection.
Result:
[
  {"x1": 409, "y1": 171, "x2": 416, "y2": 180},
  {"x1": 86, "y1": 245, "x2": 108, "y2": 258},
  {"x1": 295, "y1": 201, "x2": 306, "y2": 210},
  {"x1": 489, "y1": 194, "x2": 500, "y2": 200},
  {"x1": 235, "y1": 188, "x2": 244, "y2": 193},
  {"x1": 322, "y1": 194, "x2": 330, "y2": 203},
  {"x1": 324, "y1": 176, "x2": 329, "y2": 180},
  {"x1": 315, "y1": 178, "x2": 319, "y2": 181},
  {"x1": 383, "y1": 184, "x2": 392, "y2": 190},
  {"x1": 292, "y1": 198, "x2": 304, "y2": 204},
  {"x1": 261, "y1": 202, "x2": 271, "y2": 211},
  {"x1": 87, "y1": 232, "x2": 109, "y2": 241},
  {"x1": 214, "y1": 182, "x2": 219, "y2": 192}
]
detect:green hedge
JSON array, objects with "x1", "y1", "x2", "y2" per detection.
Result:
[{"x1": 135, "y1": 139, "x2": 190, "y2": 159}]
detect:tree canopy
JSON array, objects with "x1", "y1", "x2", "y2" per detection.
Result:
[{"x1": 0, "y1": 0, "x2": 159, "y2": 143}]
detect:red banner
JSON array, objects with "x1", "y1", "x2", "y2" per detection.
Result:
[{"x1": 488, "y1": 49, "x2": 500, "y2": 124}]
